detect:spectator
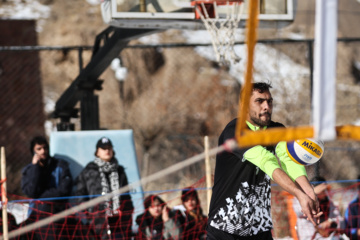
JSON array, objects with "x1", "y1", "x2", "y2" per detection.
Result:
[
  {"x1": 344, "y1": 175, "x2": 360, "y2": 240},
  {"x1": 76, "y1": 136, "x2": 134, "y2": 239},
  {"x1": 136, "y1": 195, "x2": 182, "y2": 239},
  {"x1": 293, "y1": 176, "x2": 345, "y2": 240},
  {"x1": 21, "y1": 136, "x2": 73, "y2": 239},
  {"x1": 175, "y1": 187, "x2": 207, "y2": 240}
]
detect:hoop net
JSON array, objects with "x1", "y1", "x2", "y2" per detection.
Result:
[{"x1": 193, "y1": 0, "x2": 244, "y2": 65}]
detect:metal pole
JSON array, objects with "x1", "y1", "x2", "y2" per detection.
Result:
[
  {"x1": 140, "y1": 0, "x2": 147, "y2": 12},
  {"x1": 204, "y1": 136, "x2": 212, "y2": 211},
  {"x1": 1, "y1": 147, "x2": 8, "y2": 240}
]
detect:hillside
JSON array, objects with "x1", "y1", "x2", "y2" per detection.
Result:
[{"x1": 1, "y1": 0, "x2": 360, "y2": 200}]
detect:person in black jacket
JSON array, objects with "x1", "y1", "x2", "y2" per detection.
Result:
[
  {"x1": 21, "y1": 136, "x2": 73, "y2": 240},
  {"x1": 76, "y1": 137, "x2": 134, "y2": 240},
  {"x1": 206, "y1": 82, "x2": 322, "y2": 240}
]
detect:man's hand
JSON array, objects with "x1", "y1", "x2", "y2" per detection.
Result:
[
  {"x1": 297, "y1": 191, "x2": 323, "y2": 226},
  {"x1": 32, "y1": 153, "x2": 46, "y2": 167},
  {"x1": 32, "y1": 153, "x2": 41, "y2": 165},
  {"x1": 272, "y1": 169, "x2": 322, "y2": 226},
  {"x1": 294, "y1": 175, "x2": 324, "y2": 225}
]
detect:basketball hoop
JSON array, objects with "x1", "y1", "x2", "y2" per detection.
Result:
[{"x1": 192, "y1": 0, "x2": 244, "y2": 65}]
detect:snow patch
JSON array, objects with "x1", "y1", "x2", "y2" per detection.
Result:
[{"x1": 0, "y1": 0, "x2": 51, "y2": 32}]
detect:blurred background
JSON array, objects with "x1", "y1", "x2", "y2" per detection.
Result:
[{"x1": 1, "y1": 0, "x2": 360, "y2": 238}]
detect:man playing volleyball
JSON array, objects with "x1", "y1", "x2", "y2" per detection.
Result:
[{"x1": 206, "y1": 82, "x2": 322, "y2": 240}]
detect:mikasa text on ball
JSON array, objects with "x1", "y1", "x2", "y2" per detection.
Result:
[{"x1": 286, "y1": 139, "x2": 324, "y2": 166}]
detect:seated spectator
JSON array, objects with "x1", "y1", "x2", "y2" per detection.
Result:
[
  {"x1": 76, "y1": 136, "x2": 134, "y2": 239},
  {"x1": 136, "y1": 195, "x2": 182, "y2": 239},
  {"x1": 21, "y1": 136, "x2": 73, "y2": 240},
  {"x1": 293, "y1": 176, "x2": 345, "y2": 240},
  {"x1": 174, "y1": 187, "x2": 207, "y2": 240},
  {"x1": 344, "y1": 175, "x2": 360, "y2": 240}
]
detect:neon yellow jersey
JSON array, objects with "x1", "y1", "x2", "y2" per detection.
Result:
[
  {"x1": 244, "y1": 121, "x2": 307, "y2": 181},
  {"x1": 275, "y1": 141, "x2": 307, "y2": 181}
]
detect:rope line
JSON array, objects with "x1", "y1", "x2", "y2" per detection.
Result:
[{"x1": 0, "y1": 178, "x2": 6, "y2": 185}]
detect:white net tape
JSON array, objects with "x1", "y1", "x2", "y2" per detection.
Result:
[{"x1": 195, "y1": 1, "x2": 244, "y2": 65}]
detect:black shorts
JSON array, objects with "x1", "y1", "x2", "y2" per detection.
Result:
[{"x1": 206, "y1": 225, "x2": 273, "y2": 240}]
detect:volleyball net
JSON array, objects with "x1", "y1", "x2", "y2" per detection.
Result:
[{"x1": 1, "y1": 177, "x2": 359, "y2": 239}]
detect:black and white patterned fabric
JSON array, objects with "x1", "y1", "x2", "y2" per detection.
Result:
[
  {"x1": 209, "y1": 175, "x2": 272, "y2": 236},
  {"x1": 94, "y1": 157, "x2": 120, "y2": 215},
  {"x1": 207, "y1": 118, "x2": 285, "y2": 237}
]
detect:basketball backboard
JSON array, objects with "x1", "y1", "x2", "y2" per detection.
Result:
[{"x1": 101, "y1": 0, "x2": 295, "y2": 30}]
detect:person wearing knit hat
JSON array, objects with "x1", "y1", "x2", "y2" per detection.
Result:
[{"x1": 76, "y1": 136, "x2": 134, "y2": 239}]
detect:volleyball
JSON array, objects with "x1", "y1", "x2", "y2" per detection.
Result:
[{"x1": 286, "y1": 139, "x2": 324, "y2": 166}]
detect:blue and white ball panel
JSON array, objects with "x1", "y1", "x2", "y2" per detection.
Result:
[{"x1": 286, "y1": 139, "x2": 324, "y2": 166}]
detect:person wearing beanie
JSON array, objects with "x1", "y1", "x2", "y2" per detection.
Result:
[
  {"x1": 76, "y1": 136, "x2": 134, "y2": 239},
  {"x1": 21, "y1": 136, "x2": 73, "y2": 239},
  {"x1": 135, "y1": 195, "x2": 183, "y2": 239},
  {"x1": 177, "y1": 187, "x2": 207, "y2": 240}
]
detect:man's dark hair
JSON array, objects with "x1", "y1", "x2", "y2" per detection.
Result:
[
  {"x1": 30, "y1": 136, "x2": 49, "y2": 155},
  {"x1": 252, "y1": 81, "x2": 272, "y2": 93}
]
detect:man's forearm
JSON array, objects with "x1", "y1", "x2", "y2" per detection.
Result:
[
  {"x1": 272, "y1": 168, "x2": 305, "y2": 197},
  {"x1": 294, "y1": 175, "x2": 317, "y2": 201},
  {"x1": 272, "y1": 168, "x2": 320, "y2": 226}
]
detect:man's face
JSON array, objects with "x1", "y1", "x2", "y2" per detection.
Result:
[
  {"x1": 247, "y1": 89, "x2": 273, "y2": 127},
  {"x1": 96, "y1": 146, "x2": 114, "y2": 162},
  {"x1": 33, "y1": 144, "x2": 49, "y2": 160}
]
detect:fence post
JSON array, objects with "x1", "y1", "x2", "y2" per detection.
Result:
[
  {"x1": 1, "y1": 146, "x2": 8, "y2": 240},
  {"x1": 204, "y1": 136, "x2": 212, "y2": 211}
]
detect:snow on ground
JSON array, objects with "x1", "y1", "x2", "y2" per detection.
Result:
[
  {"x1": 1, "y1": 0, "x2": 311, "y2": 133},
  {"x1": 86, "y1": 0, "x2": 101, "y2": 5},
  {"x1": 44, "y1": 93, "x2": 57, "y2": 136},
  {"x1": 0, "y1": 0, "x2": 51, "y2": 32},
  {"x1": 137, "y1": 33, "x2": 162, "y2": 45}
]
